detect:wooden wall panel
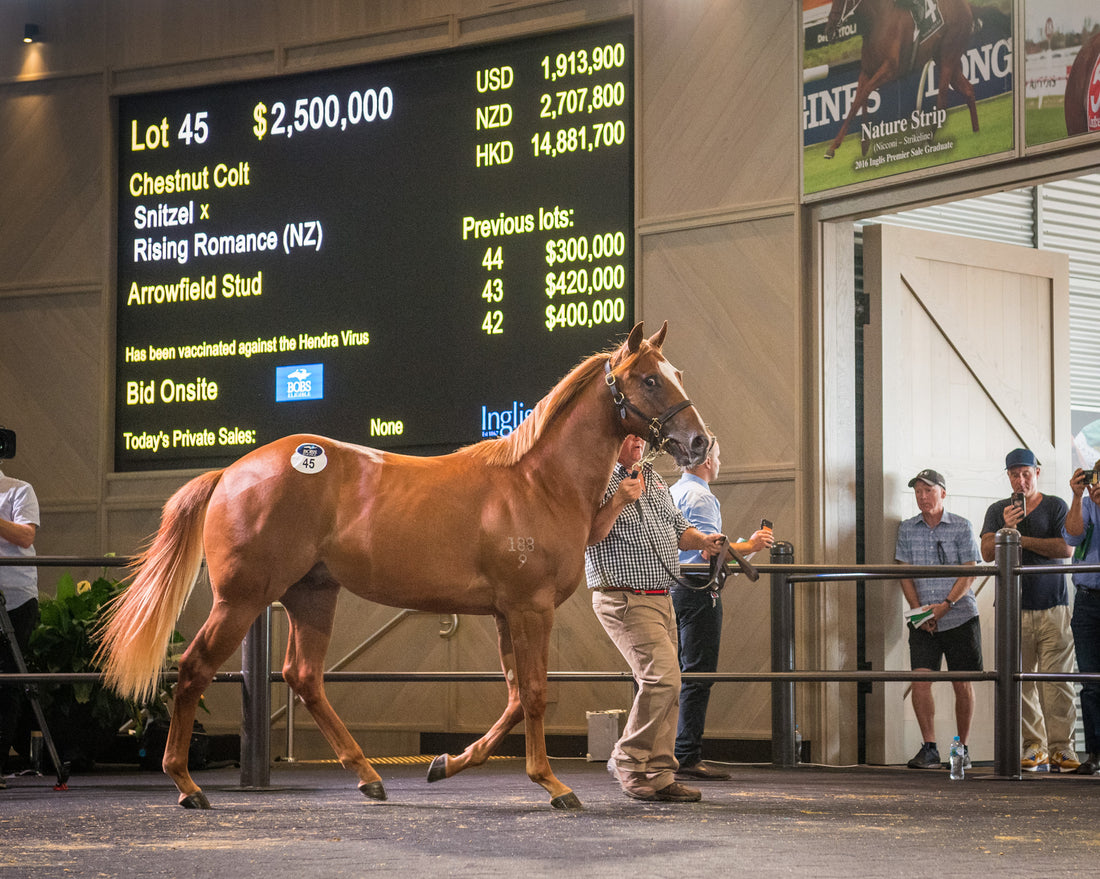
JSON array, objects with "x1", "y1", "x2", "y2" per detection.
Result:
[
  {"x1": 0, "y1": 79, "x2": 106, "y2": 283},
  {"x1": 641, "y1": 217, "x2": 799, "y2": 472},
  {"x1": 638, "y1": 0, "x2": 798, "y2": 219},
  {"x1": 0, "y1": 292, "x2": 103, "y2": 504},
  {"x1": 0, "y1": 2, "x2": 105, "y2": 81},
  {"x1": 640, "y1": 216, "x2": 801, "y2": 742}
]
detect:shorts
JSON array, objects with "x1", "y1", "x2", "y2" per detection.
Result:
[{"x1": 908, "y1": 615, "x2": 983, "y2": 672}]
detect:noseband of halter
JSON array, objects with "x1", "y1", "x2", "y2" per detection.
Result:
[{"x1": 604, "y1": 358, "x2": 695, "y2": 451}]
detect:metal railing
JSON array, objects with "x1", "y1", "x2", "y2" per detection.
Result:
[{"x1": 5, "y1": 529, "x2": 1100, "y2": 788}]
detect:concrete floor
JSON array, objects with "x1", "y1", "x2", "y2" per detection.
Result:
[{"x1": 2, "y1": 758, "x2": 1099, "y2": 877}]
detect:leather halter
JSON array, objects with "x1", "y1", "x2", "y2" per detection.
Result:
[
  {"x1": 602, "y1": 358, "x2": 758, "y2": 587},
  {"x1": 603, "y1": 359, "x2": 695, "y2": 452}
]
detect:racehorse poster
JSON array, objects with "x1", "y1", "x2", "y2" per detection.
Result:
[
  {"x1": 802, "y1": 0, "x2": 1014, "y2": 195},
  {"x1": 1023, "y1": 0, "x2": 1100, "y2": 146}
]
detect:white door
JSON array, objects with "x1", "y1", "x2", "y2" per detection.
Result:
[{"x1": 862, "y1": 223, "x2": 1070, "y2": 765}]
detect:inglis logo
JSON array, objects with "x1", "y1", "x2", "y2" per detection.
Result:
[
  {"x1": 481, "y1": 400, "x2": 533, "y2": 437},
  {"x1": 276, "y1": 363, "x2": 324, "y2": 402}
]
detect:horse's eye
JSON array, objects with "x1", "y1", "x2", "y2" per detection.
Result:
[{"x1": 643, "y1": 376, "x2": 658, "y2": 388}]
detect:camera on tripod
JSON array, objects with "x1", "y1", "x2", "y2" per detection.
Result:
[{"x1": 0, "y1": 426, "x2": 16, "y2": 459}]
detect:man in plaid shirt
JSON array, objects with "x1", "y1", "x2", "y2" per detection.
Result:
[
  {"x1": 894, "y1": 468, "x2": 981, "y2": 771},
  {"x1": 586, "y1": 435, "x2": 725, "y2": 802}
]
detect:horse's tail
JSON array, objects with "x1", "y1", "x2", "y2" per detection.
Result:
[{"x1": 96, "y1": 468, "x2": 224, "y2": 704}]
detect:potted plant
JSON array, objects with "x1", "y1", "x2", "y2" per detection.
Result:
[{"x1": 24, "y1": 571, "x2": 206, "y2": 771}]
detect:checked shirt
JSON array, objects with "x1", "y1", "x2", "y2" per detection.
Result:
[{"x1": 585, "y1": 462, "x2": 690, "y2": 593}]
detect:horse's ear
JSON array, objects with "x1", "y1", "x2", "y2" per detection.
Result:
[
  {"x1": 647, "y1": 321, "x2": 668, "y2": 349},
  {"x1": 625, "y1": 322, "x2": 645, "y2": 353}
]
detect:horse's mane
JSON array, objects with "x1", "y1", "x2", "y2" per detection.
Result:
[{"x1": 467, "y1": 347, "x2": 623, "y2": 467}]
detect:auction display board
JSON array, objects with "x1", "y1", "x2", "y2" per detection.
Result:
[{"x1": 116, "y1": 20, "x2": 634, "y2": 471}]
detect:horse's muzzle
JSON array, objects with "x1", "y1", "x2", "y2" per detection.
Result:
[{"x1": 667, "y1": 432, "x2": 710, "y2": 468}]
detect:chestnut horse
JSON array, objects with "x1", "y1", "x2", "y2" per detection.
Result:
[
  {"x1": 823, "y1": 0, "x2": 979, "y2": 159},
  {"x1": 97, "y1": 322, "x2": 709, "y2": 811},
  {"x1": 1065, "y1": 31, "x2": 1100, "y2": 137}
]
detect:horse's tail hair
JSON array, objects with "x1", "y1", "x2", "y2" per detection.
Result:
[{"x1": 96, "y1": 468, "x2": 224, "y2": 704}]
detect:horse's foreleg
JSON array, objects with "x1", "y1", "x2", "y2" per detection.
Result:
[
  {"x1": 280, "y1": 578, "x2": 385, "y2": 801},
  {"x1": 427, "y1": 615, "x2": 525, "y2": 783},
  {"x1": 825, "y1": 66, "x2": 894, "y2": 160},
  {"x1": 944, "y1": 61, "x2": 979, "y2": 132},
  {"x1": 510, "y1": 608, "x2": 581, "y2": 810}
]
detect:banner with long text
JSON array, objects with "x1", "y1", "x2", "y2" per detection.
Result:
[{"x1": 802, "y1": 0, "x2": 1014, "y2": 195}]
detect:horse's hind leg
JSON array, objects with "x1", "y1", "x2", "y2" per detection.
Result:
[
  {"x1": 279, "y1": 572, "x2": 385, "y2": 801},
  {"x1": 427, "y1": 615, "x2": 525, "y2": 784},
  {"x1": 168, "y1": 599, "x2": 269, "y2": 808}
]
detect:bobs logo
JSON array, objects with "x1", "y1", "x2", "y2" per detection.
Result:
[
  {"x1": 276, "y1": 363, "x2": 324, "y2": 402},
  {"x1": 481, "y1": 400, "x2": 532, "y2": 438}
]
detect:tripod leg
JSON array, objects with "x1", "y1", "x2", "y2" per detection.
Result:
[
  {"x1": 22, "y1": 690, "x2": 70, "y2": 787},
  {"x1": 0, "y1": 597, "x2": 70, "y2": 788}
]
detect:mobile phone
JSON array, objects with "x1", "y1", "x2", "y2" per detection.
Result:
[
  {"x1": 761, "y1": 518, "x2": 773, "y2": 530},
  {"x1": 1089, "y1": 467, "x2": 1100, "y2": 487},
  {"x1": 1012, "y1": 492, "x2": 1026, "y2": 515}
]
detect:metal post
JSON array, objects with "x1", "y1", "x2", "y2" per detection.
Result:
[
  {"x1": 994, "y1": 528, "x2": 1022, "y2": 779},
  {"x1": 240, "y1": 605, "x2": 272, "y2": 788},
  {"x1": 285, "y1": 684, "x2": 297, "y2": 764},
  {"x1": 770, "y1": 541, "x2": 797, "y2": 767}
]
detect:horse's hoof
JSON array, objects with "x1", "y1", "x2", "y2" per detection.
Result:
[
  {"x1": 824, "y1": 150, "x2": 835, "y2": 160},
  {"x1": 179, "y1": 791, "x2": 212, "y2": 809},
  {"x1": 426, "y1": 754, "x2": 448, "y2": 783},
  {"x1": 358, "y1": 780, "x2": 387, "y2": 801},
  {"x1": 550, "y1": 791, "x2": 584, "y2": 811}
]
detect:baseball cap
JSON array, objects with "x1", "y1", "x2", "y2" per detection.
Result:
[
  {"x1": 1005, "y1": 448, "x2": 1039, "y2": 469},
  {"x1": 908, "y1": 469, "x2": 946, "y2": 489}
]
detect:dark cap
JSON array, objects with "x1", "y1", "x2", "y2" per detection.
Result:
[
  {"x1": 1005, "y1": 448, "x2": 1038, "y2": 469},
  {"x1": 908, "y1": 469, "x2": 946, "y2": 489}
]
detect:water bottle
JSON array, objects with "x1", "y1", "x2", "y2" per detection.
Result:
[
  {"x1": 949, "y1": 735, "x2": 964, "y2": 780},
  {"x1": 794, "y1": 725, "x2": 803, "y2": 764}
]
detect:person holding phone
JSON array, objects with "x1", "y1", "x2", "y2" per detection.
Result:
[
  {"x1": 980, "y1": 448, "x2": 1075, "y2": 772},
  {"x1": 669, "y1": 435, "x2": 772, "y2": 780},
  {"x1": 1064, "y1": 464, "x2": 1100, "y2": 774}
]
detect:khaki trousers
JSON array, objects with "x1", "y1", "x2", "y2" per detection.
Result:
[
  {"x1": 592, "y1": 589, "x2": 681, "y2": 790},
  {"x1": 1021, "y1": 605, "x2": 1077, "y2": 753}
]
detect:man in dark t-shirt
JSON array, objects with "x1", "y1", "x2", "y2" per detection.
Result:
[{"x1": 981, "y1": 448, "x2": 1075, "y2": 772}]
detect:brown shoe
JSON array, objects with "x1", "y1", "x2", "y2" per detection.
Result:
[
  {"x1": 608, "y1": 757, "x2": 658, "y2": 800},
  {"x1": 654, "y1": 781, "x2": 701, "y2": 802},
  {"x1": 676, "y1": 761, "x2": 731, "y2": 781}
]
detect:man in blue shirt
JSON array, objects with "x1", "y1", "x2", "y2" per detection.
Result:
[
  {"x1": 1064, "y1": 464, "x2": 1100, "y2": 774},
  {"x1": 669, "y1": 437, "x2": 772, "y2": 780},
  {"x1": 895, "y1": 468, "x2": 981, "y2": 770}
]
